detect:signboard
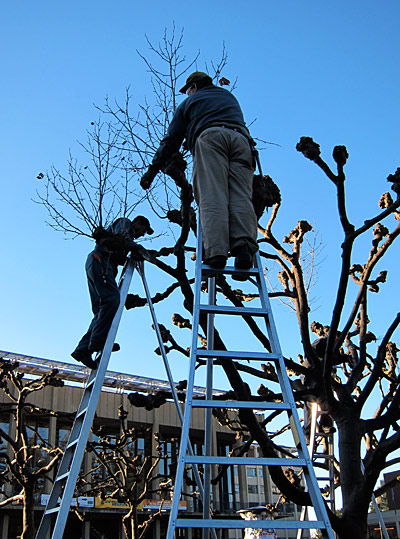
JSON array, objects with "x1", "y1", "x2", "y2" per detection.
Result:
[
  {"x1": 94, "y1": 497, "x2": 129, "y2": 509},
  {"x1": 40, "y1": 494, "x2": 94, "y2": 508},
  {"x1": 244, "y1": 529, "x2": 277, "y2": 539},
  {"x1": 138, "y1": 499, "x2": 187, "y2": 511}
]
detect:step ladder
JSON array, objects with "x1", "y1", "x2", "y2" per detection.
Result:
[
  {"x1": 310, "y1": 404, "x2": 336, "y2": 512},
  {"x1": 36, "y1": 256, "x2": 137, "y2": 539},
  {"x1": 166, "y1": 222, "x2": 335, "y2": 539},
  {"x1": 297, "y1": 403, "x2": 337, "y2": 539},
  {"x1": 36, "y1": 256, "x2": 215, "y2": 539}
]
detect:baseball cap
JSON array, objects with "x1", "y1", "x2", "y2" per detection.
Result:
[
  {"x1": 179, "y1": 71, "x2": 213, "y2": 94},
  {"x1": 133, "y1": 215, "x2": 154, "y2": 235}
]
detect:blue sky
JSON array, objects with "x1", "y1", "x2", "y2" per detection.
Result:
[{"x1": 1, "y1": 0, "x2": 399, "y2": 402}]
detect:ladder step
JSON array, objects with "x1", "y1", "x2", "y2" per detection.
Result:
[
  {"x1": 55, "y1": 471, "x2": 70, "y2": 483},
  {"x1": 75, "y1": 407, "x2": 89, "y2": 419},
  {"x1": 174, "y1": 519, "x2": 326, "y2": 530},
  {"x1": 199, "y1": 304, "x2": 268, "y2": 316},
  {"x1": 44, "y1": 506, "x2": 61, "y2": 515},
  {"x1": 202, "y1": 264, "x2": 259, "y2": 278},
  {"x1": 185, "y1": 456, "x2": 307, "y2": 467},
  {"x1": 85, "y1": 377, "x2": 96, "y2": 389},
  {"x1": 196, "y1": 349, "x2": 280, "y2": 361},
  {"x1": 66, "y1": 438, "x2": 79, "y2": 450},
  {"x1": 192, "y1": 400, "x2": 291, "y2": 410}
]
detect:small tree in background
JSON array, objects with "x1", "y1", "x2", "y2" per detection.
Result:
[
  {"x1": 0, "y1": 357, "x2": 64, "y2": 539},
  {"x1": 80, "y1": 405, "x2": 174, "y2": 539}
]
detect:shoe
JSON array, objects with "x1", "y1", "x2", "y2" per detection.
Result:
[
  {"x1": 321, "y1": 426, "x2": 336, "y2": 435},
  {"x1": 71, "y1": 350, "x2": 97, "y2": 370},
  {"x1": 204, "y1": 256, "x2": 227, "y2": 269},
  {"x1": 89, "y1": 343, "x2": 120, "y2": 353},
  {"x1": 234, "y1": 246, "x2": 253, "y2": 270}
]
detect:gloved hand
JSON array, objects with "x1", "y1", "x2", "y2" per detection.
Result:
[
  {"x1": 140, "y1": 164, "x2": 159, "y2": 190},
  {"x1": 129, "y1": 242, "x2": 145, "y2": 262}
]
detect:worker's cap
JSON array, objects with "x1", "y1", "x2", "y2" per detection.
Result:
[
  {"x1": 179, "y1": 71, "x2": 212, "y2": 94},
  {"x1": 132, "y1": 215, "x2": 154, "y2": 235}
]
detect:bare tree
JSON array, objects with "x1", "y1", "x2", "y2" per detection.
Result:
[
  {"x1": 35, "y1": 27, "x2": 400, "y2": 539},
  {"x1": 0, "y1": 358, "x2": 64, "y2": 539},
  {"x1": 79, "y1": 405, "x2": 174, "y2": 539}
]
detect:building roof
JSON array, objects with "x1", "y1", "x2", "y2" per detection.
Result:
[{"x1": 0, "y1": 350, "x2": 221, "y2": 397}]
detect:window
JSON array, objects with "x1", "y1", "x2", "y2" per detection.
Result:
[
  {"x1": 57, "y1": 426, "x2": 71, "y2": 450},
  {"x1": 0, "y1": 422, "x2": 9, "y2": 480},
  {"x1": 159, "y1": 437, "x2": 180, "y2": 477},
  {"x1": 258, "y1": 468, "x2": 263, "y2": 477},
  {"x1": 26, "y1": 419, "x2": 49, "y2": 469},
  {"x1": 247, "y1": 467, "x2": 257, "y2": 477},
  {"x1": 248, "y1": 485, "x2": 258, "y2": 494}
]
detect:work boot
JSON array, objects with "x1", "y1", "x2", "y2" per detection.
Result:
[
  {"x1": 71, "y1": 350, "x2": 97, "y2": 370},
  {"x1": 204, "y1": 255, "x2": 227, "y2": 269},
  {"x1": 89, "y1": 343, "x2": 121, "y2": 353},
  {"x1": 234, "y1": 245, "x2": 253, "y2": 270}
]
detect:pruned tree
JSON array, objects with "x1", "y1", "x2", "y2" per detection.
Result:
[
  {"x1": 79, "y1": 405, "x2": 174, "y2": 539},
  {"x1": 36, "y1": 27, "x2": 400, "y2": 539},
  {"x1": 0, "y1": 357, "x2": 64, "y2": 539}
]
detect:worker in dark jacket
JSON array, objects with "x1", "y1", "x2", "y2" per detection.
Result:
[
  {"x1": 71, "y1": 215, "x2": 153, "y2": 369},
  {"x1": 140, "y1": 71, "x2": 258, "y2": 270}
]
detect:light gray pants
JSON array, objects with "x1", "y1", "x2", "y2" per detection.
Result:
[{"x1": 193, "y1": 127, "x2": 258, "y2": 260}]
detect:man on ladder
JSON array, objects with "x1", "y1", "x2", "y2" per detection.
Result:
[
  {"x1": 140, "y1": 70, "x2": 258, "y2": 271},
  {"x1": 71, "y1": 215, "x2": 154, "y2": 369}
]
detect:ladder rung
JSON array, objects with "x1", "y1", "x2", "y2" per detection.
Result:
[
  {"x1": 191, "y1": 400, "x2": 291, "y2": 410},
  {"x1": 199, "y1": 304, "x2": 268, "y2": 316},
  {"x1": 75, "y1": 407, "x2": 89, "y2": 419},
  {"x1": 174, "y1": 519, "x2": 326, "y2": 530},
  {"x1": 44, "y1": 506, "x2": 61, "y2": 515},
  {"x1": 185, "y1": 456, "x2": 307, "y2": 467},
  {"x1": 314, "y1": 453, "x2": 335, "y2": 459},
  {"x1": 195, "y1": 349, "x2": 280, "y2": 361},
  {"x1": 85, "y1": 377, "x2": 96, "y2": 389},
  {"x1": 202, "y1": 264, "x2": 259, "y2": 277},
  {"x1": 55, "y1": 471, "x2": 70, "y2": 483},
  {"x1": 66, "y1": 438, "x2": 79, "y2": 450}
]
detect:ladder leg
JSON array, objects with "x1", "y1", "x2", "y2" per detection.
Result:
[{"x1": 203, "y1": 275, "x2": 216, "y2": 539}]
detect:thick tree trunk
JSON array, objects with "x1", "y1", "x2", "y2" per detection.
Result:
[
  {"x1": 336, "y1": 413, "x2": 369, "y2": 539},
  {"x1": 21, "y1": 483, "x2": 35, "y2": 539}
]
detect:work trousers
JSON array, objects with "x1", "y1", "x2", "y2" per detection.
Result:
[
  {"x1": 193, "y1": 127, "x2": 258, "y2": 259},
  {"x1": 74, "y1": 252, "x2": 120, "y2": 354}
]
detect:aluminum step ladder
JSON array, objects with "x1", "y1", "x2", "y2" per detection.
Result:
[
  {"x1": 36, "y1": 256, "x2": 215, "y2": 539},
  {"x1": 297, "y1": 402, "x2": 336, "y2": 539},
  {"x1": 36, "y1": 256, "x2": 138, "y2": 539},
  {"x1": 167, "y1": 223, "x2": 335, "y2": 539}
]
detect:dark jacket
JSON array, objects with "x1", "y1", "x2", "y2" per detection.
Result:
[
  {"x1": 152, "y1": 85, "x2": 249, "y2": 168},
  {"x1": 93, "y1": 218, "x2": 136, "y2": 267}
]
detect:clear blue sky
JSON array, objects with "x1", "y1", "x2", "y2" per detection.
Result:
[{"x1": 1, "y1": 1, "x2": 399, "y2": 396}]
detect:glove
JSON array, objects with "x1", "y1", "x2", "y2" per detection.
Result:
[
  {"x1": 140, "y1": 165, "x2": 159, "y2": 190},
  {"x1": 128, "y1": 242, "x2": 145, "y2": 262}
]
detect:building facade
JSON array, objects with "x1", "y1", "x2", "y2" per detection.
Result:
[{"x1": 0, "y1": 351, "x2": 304, "y2": 539}]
